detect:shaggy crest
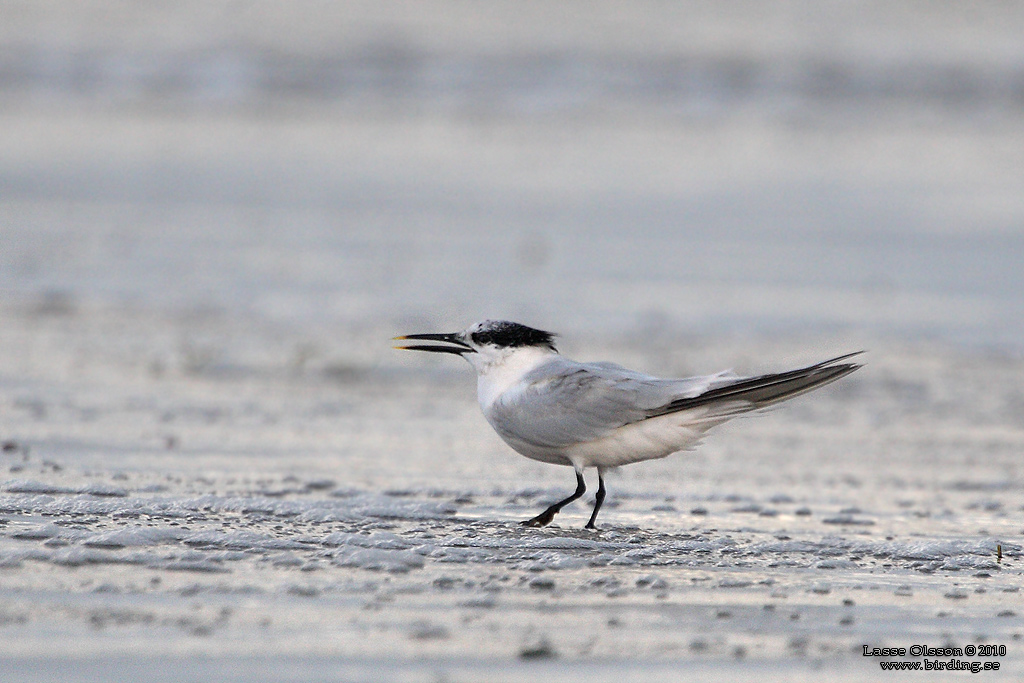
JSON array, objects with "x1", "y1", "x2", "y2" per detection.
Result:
[{"x1": 469, "y1": 320, "x2": 557, "y2": 351}]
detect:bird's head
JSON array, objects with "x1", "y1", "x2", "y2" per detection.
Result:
[{"x1": 394, "y1": 320, "x2": 558, "y2": 372}]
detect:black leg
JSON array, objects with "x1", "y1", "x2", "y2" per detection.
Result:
[
  {"x1": 585, "y1": 469, "x2": 606, "y2": 529},
  {"x1": 522, "y1": 470, "x2": 586, "y2": 527}
]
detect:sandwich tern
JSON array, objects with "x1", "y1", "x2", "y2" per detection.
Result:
[{"x1": 396, "y1": 320, "x2": 861, "y2": 529}]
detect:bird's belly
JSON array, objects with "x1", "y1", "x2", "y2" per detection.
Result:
[
  {"x1": 565, "y1": 413, "x2": 716, "y2": 468},
  {"x1": 487, "y1": 423, "x2": 575, "y2": 467},
  {"x1": 516, "y1": 449, "x2": 576, "y2": 467}
]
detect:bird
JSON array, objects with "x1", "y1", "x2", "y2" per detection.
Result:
[{"x1": 395, "y1": 320, "x2": 862, "y2": 529}]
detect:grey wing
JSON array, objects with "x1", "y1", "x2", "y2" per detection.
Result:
[
  {"x1": 645, "y1": 351, "x2": 863, "y2": 417},
  {"x1": 486, "y1": 353, "x2": 862, "y2": 453},
  {"x1": 486, "y1": 358, "x2": 726, "y2": 451}
]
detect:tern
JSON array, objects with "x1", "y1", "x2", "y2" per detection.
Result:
[{"x1": 395, "y1": 320, "x2": 861, "y2": 529}]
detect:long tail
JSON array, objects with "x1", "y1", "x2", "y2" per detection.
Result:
[{"x1": 648, "y1": 351, "x2": 863, "y2": 418}]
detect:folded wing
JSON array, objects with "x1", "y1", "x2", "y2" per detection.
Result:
[
  {"x1": 644, "y1": 351, "x2": 863, "y2": 418},
  {"x1": 487, "y1": 353, "x2": 862, "y2": 453}
]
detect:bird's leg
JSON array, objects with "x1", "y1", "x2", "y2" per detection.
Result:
[
  {"x1": 584, "y1": 468, "x2": 606, "y2": 530},
  {"x1": 522, "y1": 470, "x2": 586, "y2": 527}
]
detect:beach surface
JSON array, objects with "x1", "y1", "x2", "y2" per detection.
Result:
[{"x1": 2, "y1": 2, "x2": 1024, "y2": 680}]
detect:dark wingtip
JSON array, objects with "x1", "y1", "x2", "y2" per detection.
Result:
[
  {"x1": 648, "y1": 351, "x2": 863, "y2": 418},
  {"x1": 813, "y1": 350, "x2": 866, "y2": 368}
]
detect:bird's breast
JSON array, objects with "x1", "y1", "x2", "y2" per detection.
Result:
[{"x1": 474, "y1": 349, "x2": 559, "y2": 412}]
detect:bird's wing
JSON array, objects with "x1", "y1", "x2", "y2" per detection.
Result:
[
  {"x1": 644, "y1": 351, "x2": 863, "y2": 418},
  {"x1": 486, "y1": 358, "x2": 733, "y2": 450},
  {"x1": 486, "y1": 353, "x2": 862, "y2": 452}
]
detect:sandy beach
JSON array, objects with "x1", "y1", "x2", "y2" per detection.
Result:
[
  {"x1": 2, "y1": 304, "x2": 1023, "y2": 681},
  {"x1": 2, "y1": 2, "x2": 1024, "y2": 681}
]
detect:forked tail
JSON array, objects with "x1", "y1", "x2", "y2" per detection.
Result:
[{"x1": 648, "y1": 352, "x2": 863, "y2": 418}]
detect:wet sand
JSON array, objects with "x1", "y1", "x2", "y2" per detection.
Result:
[
  {"x1": 3, "y1": 2, "x2": 1024, "y2": 680},
  {"x1": 2, "y1": 302, "x2": 1023, "y2": 681}
]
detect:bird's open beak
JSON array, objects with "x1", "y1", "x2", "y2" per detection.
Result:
[{"x1": 393, "y1": 332, "x2": 473, "y2": 355}]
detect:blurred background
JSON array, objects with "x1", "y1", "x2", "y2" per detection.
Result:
[
  {"x1": 4, "y1": 7, "x2": 1024, "y2": 677},
  {"x1": 1, "y1": 0, "x2": 1023, "y2": 368}
]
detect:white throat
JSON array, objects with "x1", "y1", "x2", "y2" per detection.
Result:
[{"x1": 468, "y1": 346, "x2": 558, "y2": 410}]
